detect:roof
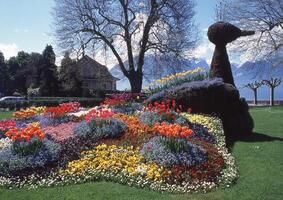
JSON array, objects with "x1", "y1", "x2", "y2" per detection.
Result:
[{"x1": 77, "y1": 55, "x2": 119, "y2": 81}]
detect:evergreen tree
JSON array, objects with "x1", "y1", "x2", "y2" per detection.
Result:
[
  {"x1": 59, "y1": 52, "x2": 82, "y2": 96},
  {"x1": 40, "y1": 45, "x2": 59, "y2": 96},
  {"x1": 0, "y1": 52, "x2": 8, "y2": 95},
  {"x1": 27, "y1": 53, "x2": 43, "y2": 88},
  {"x1": 14, "y1": 51, "x2": 31, "y2": 94}
]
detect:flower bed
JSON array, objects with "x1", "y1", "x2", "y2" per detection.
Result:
[{"x1": 0, "y1": 100, "x2": 238, "y2": 194}]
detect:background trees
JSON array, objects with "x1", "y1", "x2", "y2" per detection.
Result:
[
  {"x1": 0, "y1": 52, "x2": 9, "y2": 96},
  {"x1": 262, "y1": 78, "x2": 282, "y2": 106},
  {"x1": 59, "y1": 52, "x2": 82, "y2": 96},
  {"x1": 0, "y1": 45, "x2": 61, "y2": 97},
  {"x1": 243, "y1": 81, "x2": 264, "y2": 105},
  {"x1": 215, "y1": 0, "x2": 283, "y2": 62},
  {"x1": 39, "y1": 45, "x2": 59, "y2": 96},
  {"x1": 53, "y1": 0, "x2": 197, "y2": 92}
]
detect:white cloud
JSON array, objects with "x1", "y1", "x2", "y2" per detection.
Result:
[
  {"x1": 13, "y1": 28, "x2": 30, "y2": 33},
  {"x1": 0, "y1": 43, "x2": 19, "y2": 59},
  {"x1": 192, "y1": 41, "x2": 214, "y2": 62}
]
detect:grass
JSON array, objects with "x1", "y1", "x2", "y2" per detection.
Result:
[{"x1": 0, "y1": 106, "x2": 282, "y2": 200}]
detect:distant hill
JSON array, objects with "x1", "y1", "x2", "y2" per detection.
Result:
[{"x1": 110, "y1": 55, "x2": 283, "y2": 100}]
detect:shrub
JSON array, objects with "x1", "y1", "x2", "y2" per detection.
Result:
[
  {"x1": 139, "y1": 111, "x2": 178, "y2": 127},
  {"x1": 73, "y1": 121, "x2": 92, "y2": 138},
  {"x1": 88, "y1": 118, "x2": 127, "y2": 139},
  {"x1": 12, "y1": 137, "x2": 43, "y2": 156},
  {"x1": 0, "y1": 138, "x2": 61, "y2": 175},
  {"x1": 141, "y1": 136, "x2": 207, "y2": 168},
  {"x1": 0, "y1": 98, "x2": 103, "y2": 111},
  {"x1": 110, "y1": 103, "x2": 143, "y2": 114}
]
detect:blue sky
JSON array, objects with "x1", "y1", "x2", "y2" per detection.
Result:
[{"x1": 0, "y1": 0, "x2": 217, "y2": 63}]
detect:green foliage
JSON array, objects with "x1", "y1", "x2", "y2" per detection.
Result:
[
  {"x1": 59, "y1": 52, "x2": 82, "y2": 96},
  {"x1": 0, "y1": 97, "x2": 103, "y2": 110},
  {"x1": 160, "y1": 137, "x2": 189, "y2": 153},
  {"x1": 12, "y1": 138, "x2": 43, "y2": 156},
  {"x1": 88, "y1": 118, "x2": 127, "y2": 139},
  {"x1": 39, "y1": 45, "x2": 59, "y2": 96},
  {"x1": 0, "y1": 52, "x2": 9, "y2": 95},
  {"x1": 0, "y1": 46, "x2": 60, "y2": 96}
]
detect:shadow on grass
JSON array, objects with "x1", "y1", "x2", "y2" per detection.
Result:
[{"x1": 227, "y1": 132, "x2": 283, "y2": 150}]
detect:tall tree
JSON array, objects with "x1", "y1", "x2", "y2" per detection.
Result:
[
  {"x1": 40, "y1": 45, "x2": 59, "y2": 96},
  {"x1": 53, "y1": 0, "x2": 197, "y2": 92},
  {"x1": 27, "y1": 53, "x2": 44, "y2": 88},
  {"x1": 4, "y1": 52, "x2": 31, "y2": 95},
  {"x1": 14, "y1": 51, "x2": 31, "y2": 94},
  {"x1": 215, "y1": 0, "x2": 283, "y2": 62},
  {"x1": 0, "y1": 52, "x2": 8, "y2": 95},
  {"x1": 262, "y1": 77, "x2": 282, "y2": 106},
  {"x1": 243, "y1": 81, "x2": 263, "y2": 105},
  {"x1": 59, "y1": 52, "x2": 82, "y2": 96}
]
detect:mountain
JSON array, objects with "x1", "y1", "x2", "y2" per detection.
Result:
[
  {"x1": 110, "y1": 54, "x2": 210, "y2": 90},
  {"x1": 110, "y1": 55, "x2": 283, "y2": 100},
  {"x1": 233, "y1": 60, "x2": 283, "y2": 100}
]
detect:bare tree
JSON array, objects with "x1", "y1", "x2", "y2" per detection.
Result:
[
  {"x1": 262, "y1": 77, "x2": 282, "y2": 106},
  {"x1": 243, "y1": 81, "x2": 263, "y2": 105},
  {"x1": 215, "y1": 0, "x2": 283, "y2": 62},
  {"x1": 53, "y1": 0, "x2": 197, "y2": 92}
]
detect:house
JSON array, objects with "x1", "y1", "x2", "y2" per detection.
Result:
[{"x1": 77, "y1": 55, "x2": 119, "y2": 91}]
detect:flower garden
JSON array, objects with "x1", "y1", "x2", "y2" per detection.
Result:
[{"x1": 0, "y1": 69, "x2": 238, "y2": 194}]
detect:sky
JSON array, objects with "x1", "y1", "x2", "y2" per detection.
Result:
[{"x1": 0, "y1": 0, "x2": 218, "y2": 65}]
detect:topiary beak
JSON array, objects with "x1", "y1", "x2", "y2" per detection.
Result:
[{"x1": 240, "y1": 30, "x2": 255, "y2": 37}]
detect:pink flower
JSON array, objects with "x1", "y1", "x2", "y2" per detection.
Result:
[{"x1": 42, "y1": 122, "x2": 78, "y2": 141}]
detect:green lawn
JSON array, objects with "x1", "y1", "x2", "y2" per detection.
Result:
[
  {"x1": 0, "y1": 107, "x2": 283, "y2": 200},
  {"x1": 0, "y1": 111, "x2": 13, "y2": 119}
]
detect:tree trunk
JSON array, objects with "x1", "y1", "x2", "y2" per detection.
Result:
[
  {"x1": 270, "y1": 87, "x2": 274, "y2": 106},
  {"x1": 128, "y1": 71, "x2": 143, "y2": 93},
  {"x1": 254, "y1": 89, "x2": 257, "y2": 105}
]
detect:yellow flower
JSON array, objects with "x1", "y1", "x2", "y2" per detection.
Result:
[{"x1": 60, "y1": 144, "x2": 169, "y2": 181}]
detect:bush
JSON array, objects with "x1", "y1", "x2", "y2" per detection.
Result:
[
  {"x1": 141, "y1": 136, "x2": 207, "y2": 168},
  {"x1": 88, "y1": 118, "x2": 127, "y2": 139},
  {"x1": 74, "y1": 118, "x2": 127, "y2": 140},
  {"x1": 0, "y1": 98, "x2": 103, "y2": 111},
  {"x1": 0, "y1": 138, "x2": 61, "y2": 175},
  {"x1": 73, "y1": 121, "x2": 92, "y2": 138},
  {"x1": 12, "y1": 137, "x2": 43, "y2": 156},
  {"x1": 139, "y1": 110, "x2": 179, "y2": 127},
  {"x1": 110, "y1": 103, "x2": 143, "y2": 114}
]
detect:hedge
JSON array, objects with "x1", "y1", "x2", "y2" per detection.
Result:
[{"x1": 0, "y1": 97, "x2": 104, "y2": 111}]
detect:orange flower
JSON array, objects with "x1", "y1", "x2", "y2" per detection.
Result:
[
  {"x1": 153, "y1": 123, "x2": 193, "y2": 138},
  {"x1": 5, "y1": 124, "x2": 45, "y2": 142}
]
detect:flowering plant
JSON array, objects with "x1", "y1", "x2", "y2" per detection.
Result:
[
  {"x1": 145, "y1": 67, "x2": 206, "y2": 94},
  {"x1": 61, "y1": 144, "x2": 168, "y2": 181},
  {"x1": 44, "y1": 102, "x2": 80, "y2": 118},
  {"x1": 84, "y1": 108, "x2": 114, "y2": 122},
  {"x1": 5, "y1": 123, "x2": 45, "y2": 142},
  {"x1": 153, "y1": 122, "x2": 194, "y2": 138},
  {"x1": 13, "y1": 109, "x2": 37, "y2": 119},
  {"x1": 13, "y1": 106, "x2": 46, "y2": 119},
  {"x1": 102, "y1": 93, "x2": 142, "y2": 106},
  {"x1": 42, "y1": 122, "x2": 77, "y2": 142},
  {"x1": 0, "y1": 120, "x2": 17, "y2": 137}
]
